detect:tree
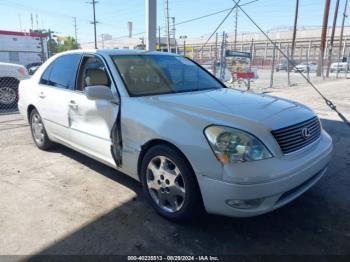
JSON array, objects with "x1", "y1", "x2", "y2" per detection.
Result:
[
  {"x1": 48, "y1": 38, "x2": 58, "y2": 55},
  {"x1": 57, "y1": 36, "x2": 80, "y2": 52}
]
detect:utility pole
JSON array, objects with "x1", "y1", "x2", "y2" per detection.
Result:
[
  {"x1": 337, "y1": 0, "x2": 348, "y2": 78},
  {"x1": 73, "y1": 17, "x2": 78, "y2": 44},
  {"x1": 219, "y1": 31, "x2": 226, "y2": 81},
  {"x1": 291, "y1": 0, "x2": 299, "y2": 61},
  {"x1": 165, "y1": 0, "x2": 171, "y2": 52},
  {"x1": 180, "y1": 35, "x2": 187, "y2": 56},
  {"x1": 39, "y1": 30, "x2": 46, "y2": 62},
  {"x1": 248, "y1": 38, "x2": 254, "y2": 90},
  {"x1": 88, "y1": 0, "x2": 99, "y2": 49},
  {"x1": 30, "y1": 13, "x2": 34, "y2": 31},
  {"x1": 171, "y1": 17, "x2": 176, "y2": 38},
  {"x1": 287, "y1": 44, "x2": 291, "y2": 86},
  {"x1": 101, "y1": 34, "x2": 105, "y2": 49},
  {"x1": 234, "y1": 7, "x2": 238, "y2": 50},
  {"x1": 317, "y1": 0, "x2": 331, "y2": 77},
  {"x1": 171, "y1": 17, "x2": 177, "y2": 53},
  {"x1": 270, "y1": 42, "x2": 276, "y2": 88},
  {"x1": 48, "y1": 29, "x2": 52, "y2": 58},
  {"x1": 214, "y1": 32, "x2": 218, "y2": 76},
  {"x1": 326, "y1": 0, "x2": 340, "y2": 77}
]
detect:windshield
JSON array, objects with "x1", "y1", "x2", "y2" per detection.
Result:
[{"x1": 111, "y1": 54, "x2": 223, "y2": 96}]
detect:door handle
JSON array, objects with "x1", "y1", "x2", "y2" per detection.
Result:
[
  {"x1": 39, "y1": 92, "x2": 45, "y2": 99},
  {"x1": 69, "y1": 100, "x2": 78, "y2": 110}
]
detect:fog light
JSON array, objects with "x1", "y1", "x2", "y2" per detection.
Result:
[{"x1": 225, "y1": 198, "x2": 263, "y2": 209}]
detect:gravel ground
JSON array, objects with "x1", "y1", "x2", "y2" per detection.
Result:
[{"x1": 0, "y1": 78, "x2": 349, "y2": 256}]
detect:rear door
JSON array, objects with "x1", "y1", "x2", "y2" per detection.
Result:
[
  {"x1": 68, "y1": 54, "x2": 119, "y2": 166},
  {"x1": 38, "y1": 54, "x2": 81, "y2": 142}
]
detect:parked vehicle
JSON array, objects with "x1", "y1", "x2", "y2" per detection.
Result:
[
  {"x1": 275, "y1": 59, "x2": 298, "y2": 72},
  {"x1": 26, "y1": 62, "x2": 42, "y2": 75},
  {"x1": 293, "y1": 62, "x2": 317, "y2": 73},
  {"x1": 18, "y1": 50, "x2": 333, "y2": 221},
  {"x1": 0, "y1": 62, "x2": 29, "y2": 108},
  {"x1": 330, "y1": 62, "x2": 349, "y2": 73}
]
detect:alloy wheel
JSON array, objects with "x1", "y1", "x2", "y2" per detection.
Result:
[
  {"x1": 146, "y1": 155, "x2": 186, "y2": 213},
  {"x1": 31, "y1": 112, "x2": 45, "y2": 145},
  {"x1": 0, "y1": 87, "x2": 16, "y2": 105}
]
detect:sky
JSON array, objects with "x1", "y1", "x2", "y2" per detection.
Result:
[{"x1": 0, "y1": 0, "x2": 348, "y2": 43}]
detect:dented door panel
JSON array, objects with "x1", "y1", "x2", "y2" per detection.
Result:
[{"x1": 68, "y1": 91, "x2": 118, "y2": 166}]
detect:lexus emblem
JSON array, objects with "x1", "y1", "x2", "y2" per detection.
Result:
[{"x1": 301, "y1": 127, "x2": 311, "y2": 139}]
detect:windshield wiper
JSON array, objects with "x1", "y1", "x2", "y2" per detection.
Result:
[{"x1": 175, "y1": 87, "x2": 219, "y2": 94}]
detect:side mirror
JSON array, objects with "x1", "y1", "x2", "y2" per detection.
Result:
[{"x1": 85, "y1": 85, "x2": 119, "y2": 103}]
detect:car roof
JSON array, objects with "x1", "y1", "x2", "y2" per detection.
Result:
[{"x1": 58, "y1": 49, "x2": 179, "y2": 57}]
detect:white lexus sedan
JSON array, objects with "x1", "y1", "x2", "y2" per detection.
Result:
[{"x1": 18, "y1": 49, "x2": 333, "y2": 221}]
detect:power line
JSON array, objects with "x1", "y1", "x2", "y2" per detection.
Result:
[
  {"x1": 0, "y1": 0, "x2": 90, "y2": 23},
  {"x1": 198, "y1": 0, "x2": 244, "y2": 53},
  {"x1": 111, "y1": 1, "x2": 257, "y2": 40},
  {"x1": 232, "y1": 0, "x2": 350, "y2": 128},
  {"x1": 174, "y1": 0, "x2": 257, "y2": 27}
]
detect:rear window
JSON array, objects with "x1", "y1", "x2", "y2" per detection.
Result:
[{"x1": 40, "y1": 54, "x2": 81, "y2": 89}]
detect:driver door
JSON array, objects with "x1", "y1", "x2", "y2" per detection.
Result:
[{"x1": 68, "y1": 54, "x2": 119, "y2": 167}]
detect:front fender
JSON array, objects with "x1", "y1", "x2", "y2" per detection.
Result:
[{"x1": 119, "y1": 97, "x2": 223, "y2": 181}]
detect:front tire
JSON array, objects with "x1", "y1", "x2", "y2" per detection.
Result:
[
  {"x1": 30, "y1": 109, "x2": 53, "y2": 150},
  {"x1": 140, "y1": 144, "x2": 203, "y2": 222},
  {"x1": 0, "y1": 78, "x2": 19, "y2": 109}
]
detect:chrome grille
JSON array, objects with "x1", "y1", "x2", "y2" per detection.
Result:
[{"x1": 272, "y1": 116, "x2": 321, "y2": 154}]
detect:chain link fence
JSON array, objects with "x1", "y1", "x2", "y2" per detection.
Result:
[
  {"x1": 184, "y1": 38, "x2": 350, "y2": 91},
  {"x1": 0, "y1": 70, "x2": 27, "y2": 115}
]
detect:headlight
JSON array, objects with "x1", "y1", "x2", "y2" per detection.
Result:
[{"x1": 204, "y1": 126, "x2": 272, "y2": 164}]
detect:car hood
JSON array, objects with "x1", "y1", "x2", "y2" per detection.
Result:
[
  {"x1": 144, "y1": 88, "x2": 315, "y2": 130},
  {"x1": 0, "y1": 62, "x2": 25, "y2": 70}
]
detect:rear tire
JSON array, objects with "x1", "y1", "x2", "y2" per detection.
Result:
[
  {"x1": 140, "y1": 144, "x2": 203, "y2": 222},
  {"x1": 29, "y1": 108, "x2": 53, "y2": 150}
]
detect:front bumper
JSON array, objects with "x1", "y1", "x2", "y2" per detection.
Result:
[{"x1": 197, "y1": 131, "x2": 333, "y2": 217}]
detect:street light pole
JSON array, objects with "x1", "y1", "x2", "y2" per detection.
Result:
[{"x1": 146, "y1": 0, "x2": 157, "y2": 51}]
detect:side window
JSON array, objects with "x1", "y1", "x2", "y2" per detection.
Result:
[
  {"x1": 76, "y1": 56, "x2": 111, "y2": 92},
  {"x1": 40, "y1": 62, "x2": 54, "y2": 85},
  {"x1": 48, "y1": 54, "x2": 81, "y2": 89}
]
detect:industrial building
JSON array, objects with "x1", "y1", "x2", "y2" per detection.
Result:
[{"x1": 0, "y1": 30, "x2": 48, "y2": 66}]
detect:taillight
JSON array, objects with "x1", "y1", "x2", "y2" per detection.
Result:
[{"x1": 17, "y1": 67, "x2": 28, "y2": 76}]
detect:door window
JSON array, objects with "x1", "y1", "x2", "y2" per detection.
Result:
[
  {"x1": 41, "y1": 54, "x2": 81, "y2": 89},
  {"x1": 76, "y1": 56, "x2": 111, "y2": 92},
  {"x1": 40, "y1": 62, "x2": 54, "y2": 85}
]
